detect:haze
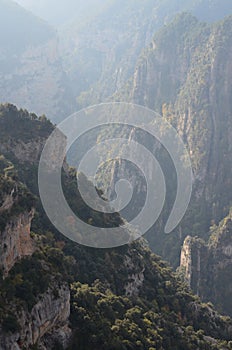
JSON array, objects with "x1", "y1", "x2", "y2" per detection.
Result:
[{"x1": 13, "y1": 0, "x2": 112, "y2": 26}]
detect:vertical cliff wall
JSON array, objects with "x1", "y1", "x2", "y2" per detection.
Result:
[
  {"x1": 0, "y1": 284, "x2": 71, "y2": 350},
  {"x1": 180, "y1": 210, "x2": 232, "y2": 316},
  {"x1": 0, "y1": 210, "x2": 35, "y2": 275}
]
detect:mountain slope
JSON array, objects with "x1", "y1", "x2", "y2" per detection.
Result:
[
  {"x1": 0, "y1": 104, "x2": 232, "y2": 349},
  {"x1": 2, "y1": 0, "x2": 232, "y2": 122},
  {"x1": 0, "y1": 0, "x2": 75, "y2": 121},
  {"x1": 0, "y1": 0, "x2": 53, "y2": 55},
  {"x1": 180, "y1": 208, "x2": 232, "y2": 317},
  {"x1": 59, "y1": 0, "x2": 232, "y2": 110},
  {"x1": 110, "y1": 13, "x2": 232, "y2": 267},
  {"x1": 14, "y1": 0, "x2": 111, "y2": 26}
]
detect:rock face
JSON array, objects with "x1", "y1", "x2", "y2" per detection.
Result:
[
  {"x1": 0, "y1": 138, "x2": 46, "y2": 164},
  {"x1": 1, "y1": 105, "x2": 232, "y2": 349},
  {"x1": 0, "y1": 284, "x2": 71, "y2": 350},
  {"x1": 0, "y1": 156, "x2": 36, "y2": 275},
  {"x1": 180, "y1": 209, "x2": 232, "y2": 316},
  {"x1": 0, "y1": 106, "x2": 72, "y2": 348},
  {"x1": 124, "y1": 254, "x2": 145, "y2": 297},
  {"x1": 0, "y1": 210, "x2": 35, "y2": 275},
  {"x1": 0, "y1": 190, "x2": 15, "y2": 213},
  {"x1": 130, "y1": 14, "x2": 232, "y2": 224},
  {"x1": 108, "y1": 13, "x2": 232, "y2": 265},
  {"x1": 60, "y1": 0, "x2": 232, "y2": 109},
  {"x1": 0, "y1": 104, "x2": 70, "y2": 170},
  {"x1": 180, "y1": 235, "x2": 208, "y2": 295},
  {"x1": 60, "y1": 0, "x2": 177, "y2": 108}
]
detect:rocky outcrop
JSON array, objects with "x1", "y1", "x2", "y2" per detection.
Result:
[
  {"x1": 0, "y1": 138, "x2": 46, "y2": 164},
  {"x1": 0, "y1": 107, "x2": 72, "y2": 347},
  {"x1": 0, "y1": 189, "x2": 15, "y2": 213},
  {"x1": 109, "y1": 14, "x2": 232, "y2": 265},
  {"x1": 180, "y1": 209, "x2": 232, "y2": 316},
  {"x1": 0, "y1": 104, "x2": 69, "y2": 169},
  {"x1": 180, "y1": 235, "x2": 208, "y2": 295},
  {"x1": 129, "y1": 15, "x2": 232, "y2": 220},
  {"x1": 187, "y1": 300, "x2": 232, "y2": 340},
  {"x1": 0, "y1": 134, "x2": 67, "y2": 168},
  {"x1": 60, "y1": 0, "x2": 232, "y2": 109},
  {"x1": 124, "y1": 255, "x2": 145, "y2": 296},
  {"x1": 0, "y1": 210, "x2": 35, "y2": 275},
  {"x1": 175, "y1": 17, "x2": 232, "y2": 212},
  {"x1": 180, "y1": 236, "x2": 193, "y2": 286},
  {"x1": 0, "y1": 283, "x2": 71, "y2": 350}
]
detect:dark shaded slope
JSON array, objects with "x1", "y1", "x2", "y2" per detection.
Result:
[{"x1": 0, "y1": 104, "x2": 231, "y2": 348}]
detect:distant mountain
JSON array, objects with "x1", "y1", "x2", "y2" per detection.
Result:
[
  {"x1": 0, "y1": 0, "x2": 53, "y2": 55},
  {"x1": 0, "y1": 1, "x2": 231, "y2": 342},
  {"x1": 2, "y1": 0, "x2": 232, "y2": 121},
  {"x1": 13, "y1": 0, "x2": 111, "y2": 26},
  {"x1": 61, "y1": 2, "x2": 232, "y2": 322},
  {"x1": 103, "y1": 12, "x2": 232, "y2": 269},
  {"x1": 14, "y1": 0, "x2": 232, "y2": 28},
  {"x1": 0, "y1": 0, "x2": 75, "y2": 121},
  {"x1": 59, "y1": 0, "x2": 232, "y2": 108},
  {"x1": 2, "y1": 1, "x2": 231, "y2": 258}
]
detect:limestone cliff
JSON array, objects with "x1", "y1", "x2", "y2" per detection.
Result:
[
  {"x1": 129, "y1": 14, "x2": 232, "y2": 223},
  {"x1": 0, "y1": 138, "x2": 46, "y2": 165},
  {"x1": 0, "y1": 160, "x2": 36, "y2": 275},
  {"x1": 60, "y1": 0, "x2": 232, "y2": 109},
  {"x1": 0, "y1": 104, "x2": 55, "y2": 168},
  {"x1": 123, "y1": 250, "x2": 145, "y2": 297},
  {"x1": 0, "y1": 283, "x2": 70, "y2": 350},
  {"x1": 110, "y1": 14, "x2": 232, "y2": 265},
  {"x1": 0, "y1": 210, "x2": 35, "y2": 275},
  {"x1": 180, "y1": 209, "x2": 232, "y2": 316},
  {"x1": 0, "y1": 104, "x2": 232, "y2": 349}
]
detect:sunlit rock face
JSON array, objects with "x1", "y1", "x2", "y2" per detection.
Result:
[
  {"x1": 180, "y1": 210, "x2": 232, "y2": 316},
  {"x1": 0, "y1": 283, "x2": 71, "y2": 350},
  {"x1": 0, "y1": 210, "x2": 35, "y2": 276}
]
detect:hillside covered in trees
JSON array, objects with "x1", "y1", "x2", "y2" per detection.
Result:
[
  {"x1": 0, "y1": 105, "x2": 231, "y2": 349},
  {"x1": 0, "y1": 0, "x2": 232, "y2": 348}
]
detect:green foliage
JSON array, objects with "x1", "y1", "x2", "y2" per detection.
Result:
[
  {"x1": 0, "y1": 104, "x2": 54, "y2": 142},
  {"x1": 0, "y1": 255, "x2": 50, "y2": 311},
  {"x1": 69, "y1": 280, "x2": 231, "y2": 350},
  {"x1": 2, "y1": 313, "x2": 21, "y2": 333},
  {"x1": 0, "y1": 170, "x2": 35, "y2": 232},
  {"x1": 0, "y1": 104, "x2": 231, "y2": 349},
  {"x1": 62, "y1": 169, "x2": 123, "y2": 230}
]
